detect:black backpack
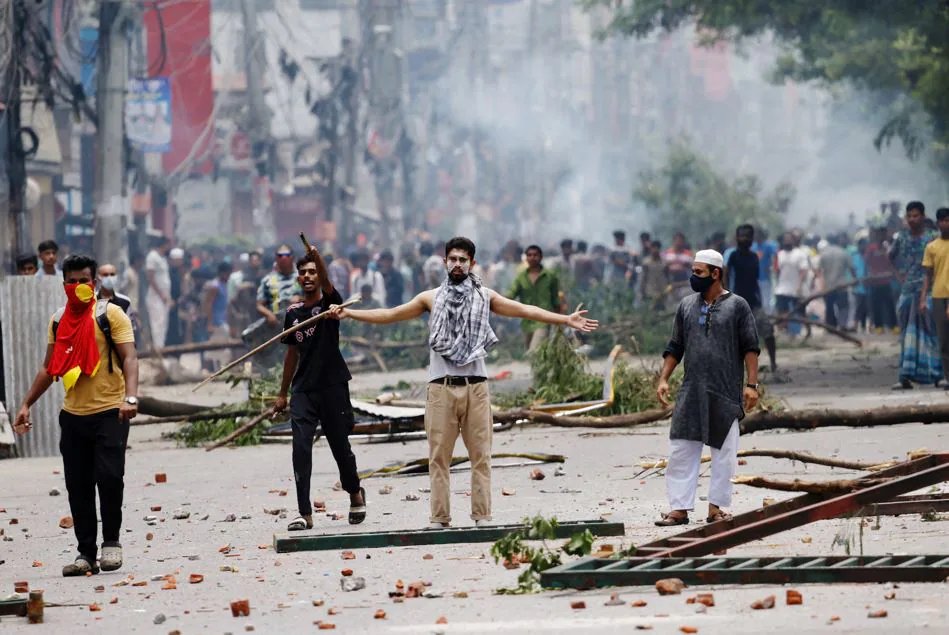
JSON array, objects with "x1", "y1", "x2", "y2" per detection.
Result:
[{"x1": 51, "y1": 299, "x2": 120, "y2": 373}]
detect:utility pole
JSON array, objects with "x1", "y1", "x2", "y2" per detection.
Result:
[
  {"x1": 93, "y1": 1, "x2": 131, "y2": 269},
  {"x1": 364, "y1": 0, "x2": 408, "y2": 244},
  {"x1": 241, "y1": 0, "x2": 274, "y2": 244},
  {"x1": 2, "y1": 0, "x2": 29, "y2": 274}
]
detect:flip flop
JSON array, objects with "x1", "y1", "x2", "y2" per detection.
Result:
[
  {"x1": 287, "y1": 516, "x2": 312, "y2": 531},
  {"x1": 654, "y1": 512, "x2": 689, "y2": 527},
  {"x1": 348, "y1": 487, "x2": 367, "y2": 525},
  {"x1": 706, "y1": 511, "x2": 733, "y2": 524}
]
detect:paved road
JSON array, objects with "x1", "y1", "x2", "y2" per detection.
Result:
[{"x1": 2, "y1": 335, "x2": 948, "y2": 633}]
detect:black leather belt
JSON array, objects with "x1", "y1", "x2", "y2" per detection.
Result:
[{"x1": 430, "y1": 375, "x2": 487, "y2": 386}]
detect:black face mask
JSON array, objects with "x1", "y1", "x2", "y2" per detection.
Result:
[
  {"x1": 737, "y1": 239, "x2": 753, "y2": 250},
  {"x1": 690, "y1": 274, "x2": 714, "y2": 293}
]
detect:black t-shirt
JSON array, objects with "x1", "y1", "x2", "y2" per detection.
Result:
[
  {"x1": 281, "y1": 288, "x2": 351, "y2": 392},
  {"x1": 726, "y1": 249, "x2": 761, "y2": 309}
]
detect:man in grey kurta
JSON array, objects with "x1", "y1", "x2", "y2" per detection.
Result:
[{"x1": 656, "y1": 249, "x2": 760, "y2": 526}]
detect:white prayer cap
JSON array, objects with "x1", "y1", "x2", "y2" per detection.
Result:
[
  {"x1": 693, "y1": 249, "x2": 724, "y2": 269},
  {"x1": 169, "y1": 248, "x2": 185, "y2": 259}
]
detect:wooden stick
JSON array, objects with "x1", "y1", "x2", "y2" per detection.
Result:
[
  {"x1": 638, "y1": 449, "x2": 894, "y2": 472},
  {"x1": 740, "y1": 403, "x2": 949, "y2": 434},
  {"x1": 132, "y1": 409, "x2": 259, "y2": 426},
  {"x1": 299, "y1": 232, "x2": 313, "y2": 252},
  {"x1": 769, "y1": 315, "x2": 863, "y2": 346},
  {"x1": 138, "y1": 339, "x2": 245, "y2": 359},
  {"x1": 493, "y1": 407, "x2": 672, "y2": 428},
  {"x1": 192, "y1": 297, "x2": 360, "y2": 392},
  {"x1": 205, "y1": 409, "x2": 274, "y2": 451},
  {"x1": 732, "y1": 475, "x2": 887, "y2": 494}
]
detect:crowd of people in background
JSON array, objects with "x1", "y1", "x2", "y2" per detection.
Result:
[{"x1": 11, "y1": 199, "x2": 949, "y2": 387}]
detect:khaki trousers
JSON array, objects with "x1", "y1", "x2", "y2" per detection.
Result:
[{"x1": 424, "y1": 381, "x2": 493, "y2": 524}]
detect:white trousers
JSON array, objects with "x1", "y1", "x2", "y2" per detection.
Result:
[
  {"x1": 665, "y1": 419, "x2": 739, "y2": 511},
  {"x1": 146, "y1": 293, "x2": 168, "y2": 350}
]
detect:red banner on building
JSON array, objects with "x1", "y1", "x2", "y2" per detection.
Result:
[{"x1": 144, "y1": 1, "x2": 214, "y2": 176}]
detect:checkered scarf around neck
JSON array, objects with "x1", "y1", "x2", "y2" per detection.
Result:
[{"x1": 429, "y1": 273, "x2": 498, "y2": 366}]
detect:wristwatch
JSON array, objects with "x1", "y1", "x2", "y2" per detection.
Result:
[
  {"x1": 746, "y1": 383, "x2": 760, "y2": 392},
  {"x1": 124, "y1": 396, "x2": 139, "y2": 406}
]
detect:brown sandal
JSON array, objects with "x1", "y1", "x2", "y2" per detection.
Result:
[
  {"x1": 706, "y1": 511, "x2": 733, "y2": 523},
  {"x1": 654, "y1": 512, "x2": 689, "y2": 527}
]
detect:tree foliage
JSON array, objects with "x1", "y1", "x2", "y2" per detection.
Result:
[
  {"x1": 634, "y1": 140, "x2": 792, "y2": 244},
  {"x1": 583, "y1": 1, "x2": 949, "y2": 168}
]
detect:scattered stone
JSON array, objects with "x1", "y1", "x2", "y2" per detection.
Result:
[
  {"x1": 146, "y1": 532, "x2": 154, "y2": 541},
  {"x1": 453, "y1": 592, "x2": 468, "y2": 599},
  {"x1": 423, "y1": 590, "x2": 444, "y2": 599},
  {"x1": 884, "y1": 592, "x2": 896, "y2": 600},
  {"x1": 680, "y1": 627, "x2": 698, "y2": 634},
  {"x1": 312, "y1": 599, "x2": 325, "y2": 607},
  {"x1": 378, "y1": 485, "x2": 393, "y2": 495},
  {"x1": 404, "y1": 494, "x2": 420, "y2": 501},
  {"x1": 332, "y1": 482, "x2": 343, "y2": 491},
  {"x1": 786, "y1": 589, "x2": 803, "y2": 605},
  {"x1": 570, "y1": 601, "x2": 586, "y2": 609},
  {"x1": 94, "y1": 585, "x2": 104, "y2": 593},
  {"x1": 695, "y1": 593, "x2": 715, "y2": 607},
  {"x1": 109, "y1": 597, "x2": 118, "y2": 604},
  {"x1": 604, "y1": 592, "x2": 624, "y2": 606},
  {"x1": 132, "y1": 581, "x2": 148, "y2": 587},
  {"x1": 230, "y1": 599, "x2": 251, "y2": 617},
  {"x1": 341, "y1": 568, "x2": 353, "y2": 577},
  {"x1": 762, "y1": 498, "x2": 776, "y2": 506},
  {"x1": 327, "y1": 607, "x2": 340, "y2": 615},
  {"x1": 374, "y1": 610, "x2": 386, "y2": 619},
  {"x1": 529, "y1": 468, "x2": 546, "y2": 481},
  {"x1": 341, "y1": 577, "x2": 365, "y2": 592},
  {"x1": 868, "y1": 609, "x2": 888, "y2": 619},
  {"x1": 406, "y1": 580, "x2": 426, "y2": 598},
  {"x1": 58, "y1": 516, "x2": 73, "y2": 529},
  {"x1": 263, "y1": 508, "x2": 284, "y2": 516},
  {"x1": 435, "y1": 616, "x2": 448, "y2": 624},
  {"x1": 49, "y1": 488, "x2": 61, "y2": 496},
  {"x1": 631, "y1": 600, "x2": 648, "y2": 607},
  {"x1": 150, "y1": 506, "x2": 162, "y2": 512},
  {"x1": 751, "y1": 595, "x2": 776, "y2": 610},
  {"x1": 313, "y1": 500, "x2": 327, "y2": 511},
  {"x1": 154, "y1": 473, "x2": 167, "y2": 484},
  {"x1": 14, "y1": 581, "x2": 28, "y2": 593},
  {"x1": 10, "y1": 518, "x2": 18, "y2": 525},
  {"x1": 341, "y1": 551, "x2": 356, "y2": 560},
  {"x1": 89, "y1": 603, "x2": 101, "y2": 612},
  {"x1": 173, "y1": 509, "x2": 190, "y2": 520},
  {"x1": 223, "y1": 514, "x2": 237, "y2": 522},
  {"x1": 318, "y1": 623, "x2": 336, "y2": 630},
  {"x1": 31, "y1": 561, "x2": 42, "y2": 568},
  {"x1": 554, "y1": 466, "x2": 566, "y2": 477},
  {"x1": 154, "y1": 613, "x2": 166, "y2": 625},
  {"x1": 655, "y1": 578, "x2": 685, "y2": 595},
  {"x1": 189, "y1": 574, "x2": 204, "y2": 584},
  {"x1": 501, "y1": 488, "x2": 516, "y2": 496},
  {"x1": 423, "y1": 553, "x2": 434, "y2": 560},
  {"x1": 801, "y1": 536, "x2": 813, "y2": 544},
  {"x1": 635, "y1": 626, "x2": 653, "y2": 631}
]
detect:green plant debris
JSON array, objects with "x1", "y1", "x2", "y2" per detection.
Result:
[{"x1": 490, "y1": 515, "x2": 594, "y2": 594}]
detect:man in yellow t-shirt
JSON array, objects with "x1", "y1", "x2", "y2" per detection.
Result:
[
  {"x1": 13, "y1": 254, "x2": 138, "y2": 577},
  {"x1": 921, "y1": 207, "x2": 949, "y2": 388}
]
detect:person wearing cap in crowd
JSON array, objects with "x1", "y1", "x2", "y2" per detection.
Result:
[{"x1": 655, "y1": 249, "x2": 760, "y2": 526}]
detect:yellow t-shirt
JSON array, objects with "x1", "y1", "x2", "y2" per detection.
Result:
[
  {"x1": 47, "y1": 303, "x2": 135, "y2": 415},
  {"x1": 922, "y1": 238, "x2": 949, "y2": 299}
]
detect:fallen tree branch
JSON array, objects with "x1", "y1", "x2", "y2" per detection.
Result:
[
  {"x1": 138, "y1": 340, "x2": 245, "y2": 359},
  {"x1": 769, "y1": 316, "x2": 862, "y2": 346},
  {"x1": 493, "y1": 407, "x2": 672, "y2": 428},
  {"x1": 732, "y1": 475, "x2": 887, "y2": 494},
  {"x1": 131, "y1": 409, "x2": 260, "y2": 426},
  {"x1": 205, "y1": 409, "x2": 275, "y2": 452},
  {"x1": 138, "y1": 396, "x2": 217, "y2": 417},
  {"x1": 638, "y1": 449, "x2": 896, "y2": 472},
  {"x1": 741, "y1": 404, "x2": 949, "y2": 434},
  {"x1": 359, "y1": 452, "x2": 566, "y2": 479}
]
